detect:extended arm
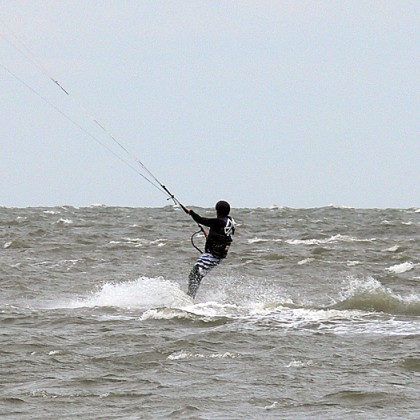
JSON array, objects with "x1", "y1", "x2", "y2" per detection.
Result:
[{"x1": 189, "y1": 209, "x2": 222, "y2": 229}]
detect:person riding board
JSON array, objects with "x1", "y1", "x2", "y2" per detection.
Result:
[{"x1": 186, "y1": 201, "x2": 235, "y2": 299}]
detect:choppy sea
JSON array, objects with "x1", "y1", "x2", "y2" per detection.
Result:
[{"x1": 1, "y1": 205, "x2": 419, "y2": 419}]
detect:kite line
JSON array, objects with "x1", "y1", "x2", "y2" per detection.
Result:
[
  {"x1": 0, "y1": 23, "x2": 185, "y2": 208},
  {"x1": 0, "y1": 24, "x2": 209, "y2": 251}
]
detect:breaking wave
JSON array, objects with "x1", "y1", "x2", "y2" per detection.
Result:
[
  {"x1": 47, "y1": 276, "x2": 419, "y2": 335},
  {"x1": 334, "y1": 276, "x2": 420, "y2": 316},
  {"x1": 386, "y1": 262, "x2": 415, "y2": 274}
]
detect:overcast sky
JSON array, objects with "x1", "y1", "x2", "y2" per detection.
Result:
[{"x1": 1, "y1": 1, "x2": 418, "y2": 208}]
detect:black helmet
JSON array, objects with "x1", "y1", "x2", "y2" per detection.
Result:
[{"x1": 215, "y1": 200, "x2": 230, "y2": 216}]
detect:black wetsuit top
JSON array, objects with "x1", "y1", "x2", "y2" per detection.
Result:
[{"x1": 189, "y1": 210, "x2": 235, "y2": 259}]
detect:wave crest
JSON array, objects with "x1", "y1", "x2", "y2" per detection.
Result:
[{"x1": 334, "y1": 277, "x2": 420, "y2": 315}]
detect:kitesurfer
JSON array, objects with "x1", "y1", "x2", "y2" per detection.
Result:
[{"x1": 186, "y1": 201, "x2": 235, "y2": 299}]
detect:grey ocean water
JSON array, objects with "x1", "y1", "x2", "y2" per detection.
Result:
[{"x1": 1, "y1": 205, "x2": 419, "y2": 419}]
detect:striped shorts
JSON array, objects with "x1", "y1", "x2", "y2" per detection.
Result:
[{"x1": 194, "y1": 253, "x2": 221, "y2": 277}]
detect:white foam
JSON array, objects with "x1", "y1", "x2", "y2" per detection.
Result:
[
  {"x1": 56, "y1": 218, "x2": 73, "y2": 225},
  {"x1": 346, "y1": 260, "x2": 361, "y2": 266},
  {"x1": 248, "y1": 237, "x2": 282, "y2": 244},
  {"x1": 264, "y1": 401, "x2": 279, "y2": 410},
  {"x1": 108, "y1": 238, "x2": 166, "y2": 248},
  {"x1": 298, "y1": 258, "x2": 315, "y2": 265},
  {"x1": 167, "y1": 350, "x2": 237, "y2": 361},
  {"x1": 327, "y1": 204, "x2": 354, "y2": 209},
  {"x1": 269, "y1": 205, "x2": 288, "y2": 210},
  {"x1": 66, "y1": 277, "x2": 192, "y2": 310},
  {"x1": 248, "y1": 237, "x2": 268, "y2": 244},
  {"x1": 386, "y1": 262, "x2": 415, "y2": 274},
  {"x1": 286, "y1": 234, "x2": 374, "y2": 246},
  {"x1": 285, "y1": 360, "x2": 313, "y2": 368},
  {"x1": 47, "y1": 275, "x2": 419, "y2": 336},
  {"x1": 167, "y1": 351, "x2": 205, "y2": 360},
  {"x1": 336, "y1": 276, "x2": 420, "y2": 317},
  {"x1": 186, "y1": 301, "x2": 242, "y2": 317},
  {"x1": 385, "y1": 245, "x2": 401, "y2": 252}
]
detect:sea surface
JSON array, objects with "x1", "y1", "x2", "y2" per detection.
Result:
[{"x1": 1, "y1": 205, "x2": 419, "y2": 419}]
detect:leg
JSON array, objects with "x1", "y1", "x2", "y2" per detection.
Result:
[
  {"x1": 187, "y1": 265, "x2": 203, "y2": 299},
  {"x1": 186, "y1": 253, "x2": 221, "y2": 299}
]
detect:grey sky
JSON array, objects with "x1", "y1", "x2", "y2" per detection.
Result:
[{"x1": 1, "y1": 1, "x2": 418, "y2": 208}]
